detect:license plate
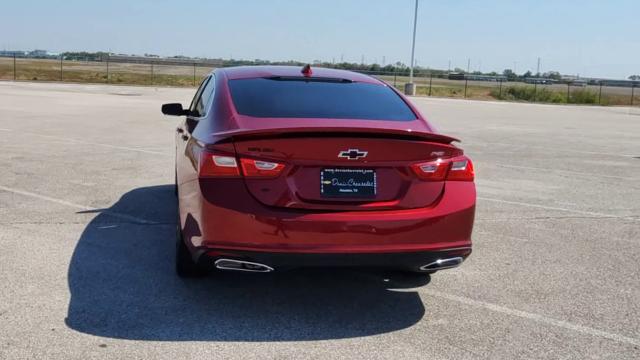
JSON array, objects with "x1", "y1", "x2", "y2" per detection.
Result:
[{"x1": 320, "y1": 168, "x2": 376, "y2": 198}]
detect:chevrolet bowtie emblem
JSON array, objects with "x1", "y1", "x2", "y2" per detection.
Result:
[{"x1": 338, "y1": 149, "x2": 368, "y2": 160}]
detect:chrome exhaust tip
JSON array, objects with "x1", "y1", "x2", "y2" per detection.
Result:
[
  {"x1": 419, "y1": 257, "x2": 464, "y2": 271},
  {"x1": 214, "y1": 259, "x2": 274, "y2": 273}
]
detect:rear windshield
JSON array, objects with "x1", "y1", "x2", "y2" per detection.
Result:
[{"x1": 228, "y1": 78, "x2": 416, "y2": 121}]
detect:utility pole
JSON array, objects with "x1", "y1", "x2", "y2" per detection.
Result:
[
  {"x1": 448, "y1": 60, "x2": 451, "y2": 73},
  {"x1": 405, "y1": 0, "x2": 419, "y2": 95},
  {"x1": 598, "y1": 81, "x2": 603, "y2": 105},
  {"x1": 536, "y1": 57, "x2": 541, "y2": 76},
  {"x1": 467, "y1": 58, "x2": 471, "y2": 73}
]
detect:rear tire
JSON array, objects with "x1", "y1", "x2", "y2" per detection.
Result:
[{"x1": 175, "y1": 224, "x2": 207, "y2": 278}]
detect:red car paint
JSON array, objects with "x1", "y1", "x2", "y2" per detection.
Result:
[{"x1": 168, "y1": 66, "x2": 475, "y2": 273}]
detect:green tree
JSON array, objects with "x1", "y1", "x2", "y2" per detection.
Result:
[
  {"x1": 543, "y1": 71, "x2": 562, "y2": 80},
  {"x1": 503, "y1": 69, "x2": 517, "y2": 81}
]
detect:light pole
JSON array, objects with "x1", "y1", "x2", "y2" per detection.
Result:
[{"x1": 405, "y1": 0, "x2": 419, "y2": 95}]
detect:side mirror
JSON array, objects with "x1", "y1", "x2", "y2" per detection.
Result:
[{"x1": 161, "y1": 103, "x2": 188, "y2": 116}]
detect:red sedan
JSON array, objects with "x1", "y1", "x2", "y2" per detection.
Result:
[{"x1": 162, "y1": 65, "x2": 475, "y2": 277}]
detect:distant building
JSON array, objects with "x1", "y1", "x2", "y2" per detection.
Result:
[
  {"x1": 448, "y1": 72, "x2": 507, "y2": 82},
  {"x1": 593, "y1": 79, "x2": 639, "y2": 87},
  {"x1": 0, "y1": 50, "x2": 26, "y2": 57},
  {"x1": 524, "y1": 78, "x2": 557, "y2": 84},
  {"x1": 28, "y1": 49, "x2": 49, "y2": 58},
  {"x1": 466, "y1": 74, "x2": 507, "y2": 82},
  {"x1": 448, "y1": 72, "x2": 465, "y2": 80}
]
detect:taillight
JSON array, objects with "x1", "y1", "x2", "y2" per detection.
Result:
[
  {"x1": 199, "y1": 152, "x2": 240, "y2": 177},
  {"x1": 240, "y1": 158, "x2": 285, "y2": 178},
  {"x1": 447, "y1": 156, "x2": 474, "y2": 181},
  {"x1": 411, "y1": 155, "x2": 474, "y2": 182},
  {"x1": 199, "y1": 150, "x2": 285, "y2": 178},
  {"x1": 410, "y1": 159, "x2": 449, "y2": 181}
]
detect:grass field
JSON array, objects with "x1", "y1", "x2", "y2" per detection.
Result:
[
  {"x1": 377, "y1": 73, "x2": 639, "y2": 106},
  {"x1": 0, "y1": 57, "x2": 638, "y2": 106},
  {"x1": 0, "y1": 58, "x2": 215, "y2": 87}
]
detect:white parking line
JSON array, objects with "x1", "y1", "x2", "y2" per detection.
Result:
[
  {"x1": 0, "y1": 185, "x2": 158, "y2": 224},
  {"x1": 2, "y1": 185, "x2": 638, "y2": 347},
  {"x1": 478, "y1": 196, "x2": 639, "y2": 222},
  {"x1": 25, "y1": 132, "x2": 170, "y2": 155},
  {"x1": 0, "y1": 127, "x2": 170, "y2": 156},
  {"x1": 424, "y1": 289, "x2": 640, "y2": 347},
  {"x1": 496, "y1": 164, "x2": 639, "y2": 181},
  {"x1": 476, "y1": 142, "x2": 637, "y2": 158}
]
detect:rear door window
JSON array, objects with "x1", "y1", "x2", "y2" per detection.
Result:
[
  {"x1": 228, "y1": 78, "x2": 416, "y2": 121},
  {"x1": 194, "y1": 74, "x2": 215, "y2": 116},
  {"x1": 189, "y1": 76, "x2": 210, "y2": 115}
]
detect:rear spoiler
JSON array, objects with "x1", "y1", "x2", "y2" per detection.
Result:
[{"x1": 210, "y1": 127, "x2": 460, "y2": 144}]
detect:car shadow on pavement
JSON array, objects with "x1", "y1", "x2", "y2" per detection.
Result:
[{"x1": 66, "y1": 185, "x2": 429, "y2": 341}]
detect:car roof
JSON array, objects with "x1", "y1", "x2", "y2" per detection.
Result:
[{"x1": 219, "y1": 65, "x2": 383, "y2": 85}]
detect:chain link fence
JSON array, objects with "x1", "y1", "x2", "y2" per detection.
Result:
[
  {"x1": 0, "y1": 54, "x2": 220, "y2": 87},
  {"x1": 1, "y1": 55, "x2": 638, "y2": 106},
  {"x1": 356, "y1": 69, "x2": 639, "y2": 106}
]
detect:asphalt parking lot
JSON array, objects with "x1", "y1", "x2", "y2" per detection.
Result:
[{"x1": 0, "y1": 81, "x2": 638, "y2": 359}]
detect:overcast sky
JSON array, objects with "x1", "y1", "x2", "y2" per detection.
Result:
[{"x1": 1, "y1": 0, "x2": 638, "y2": 79}]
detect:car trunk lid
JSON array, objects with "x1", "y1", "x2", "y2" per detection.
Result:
[{"x1": 225, "y1": 128, "x2": 461, "y2": 211}]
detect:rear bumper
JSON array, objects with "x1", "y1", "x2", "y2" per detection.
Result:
[
  {"x1": 179, "y1": 179, "x2": 475, "y2": 258},
  {"x1": 196, "y1": 247, "x2": 472, "y2": 272}
]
